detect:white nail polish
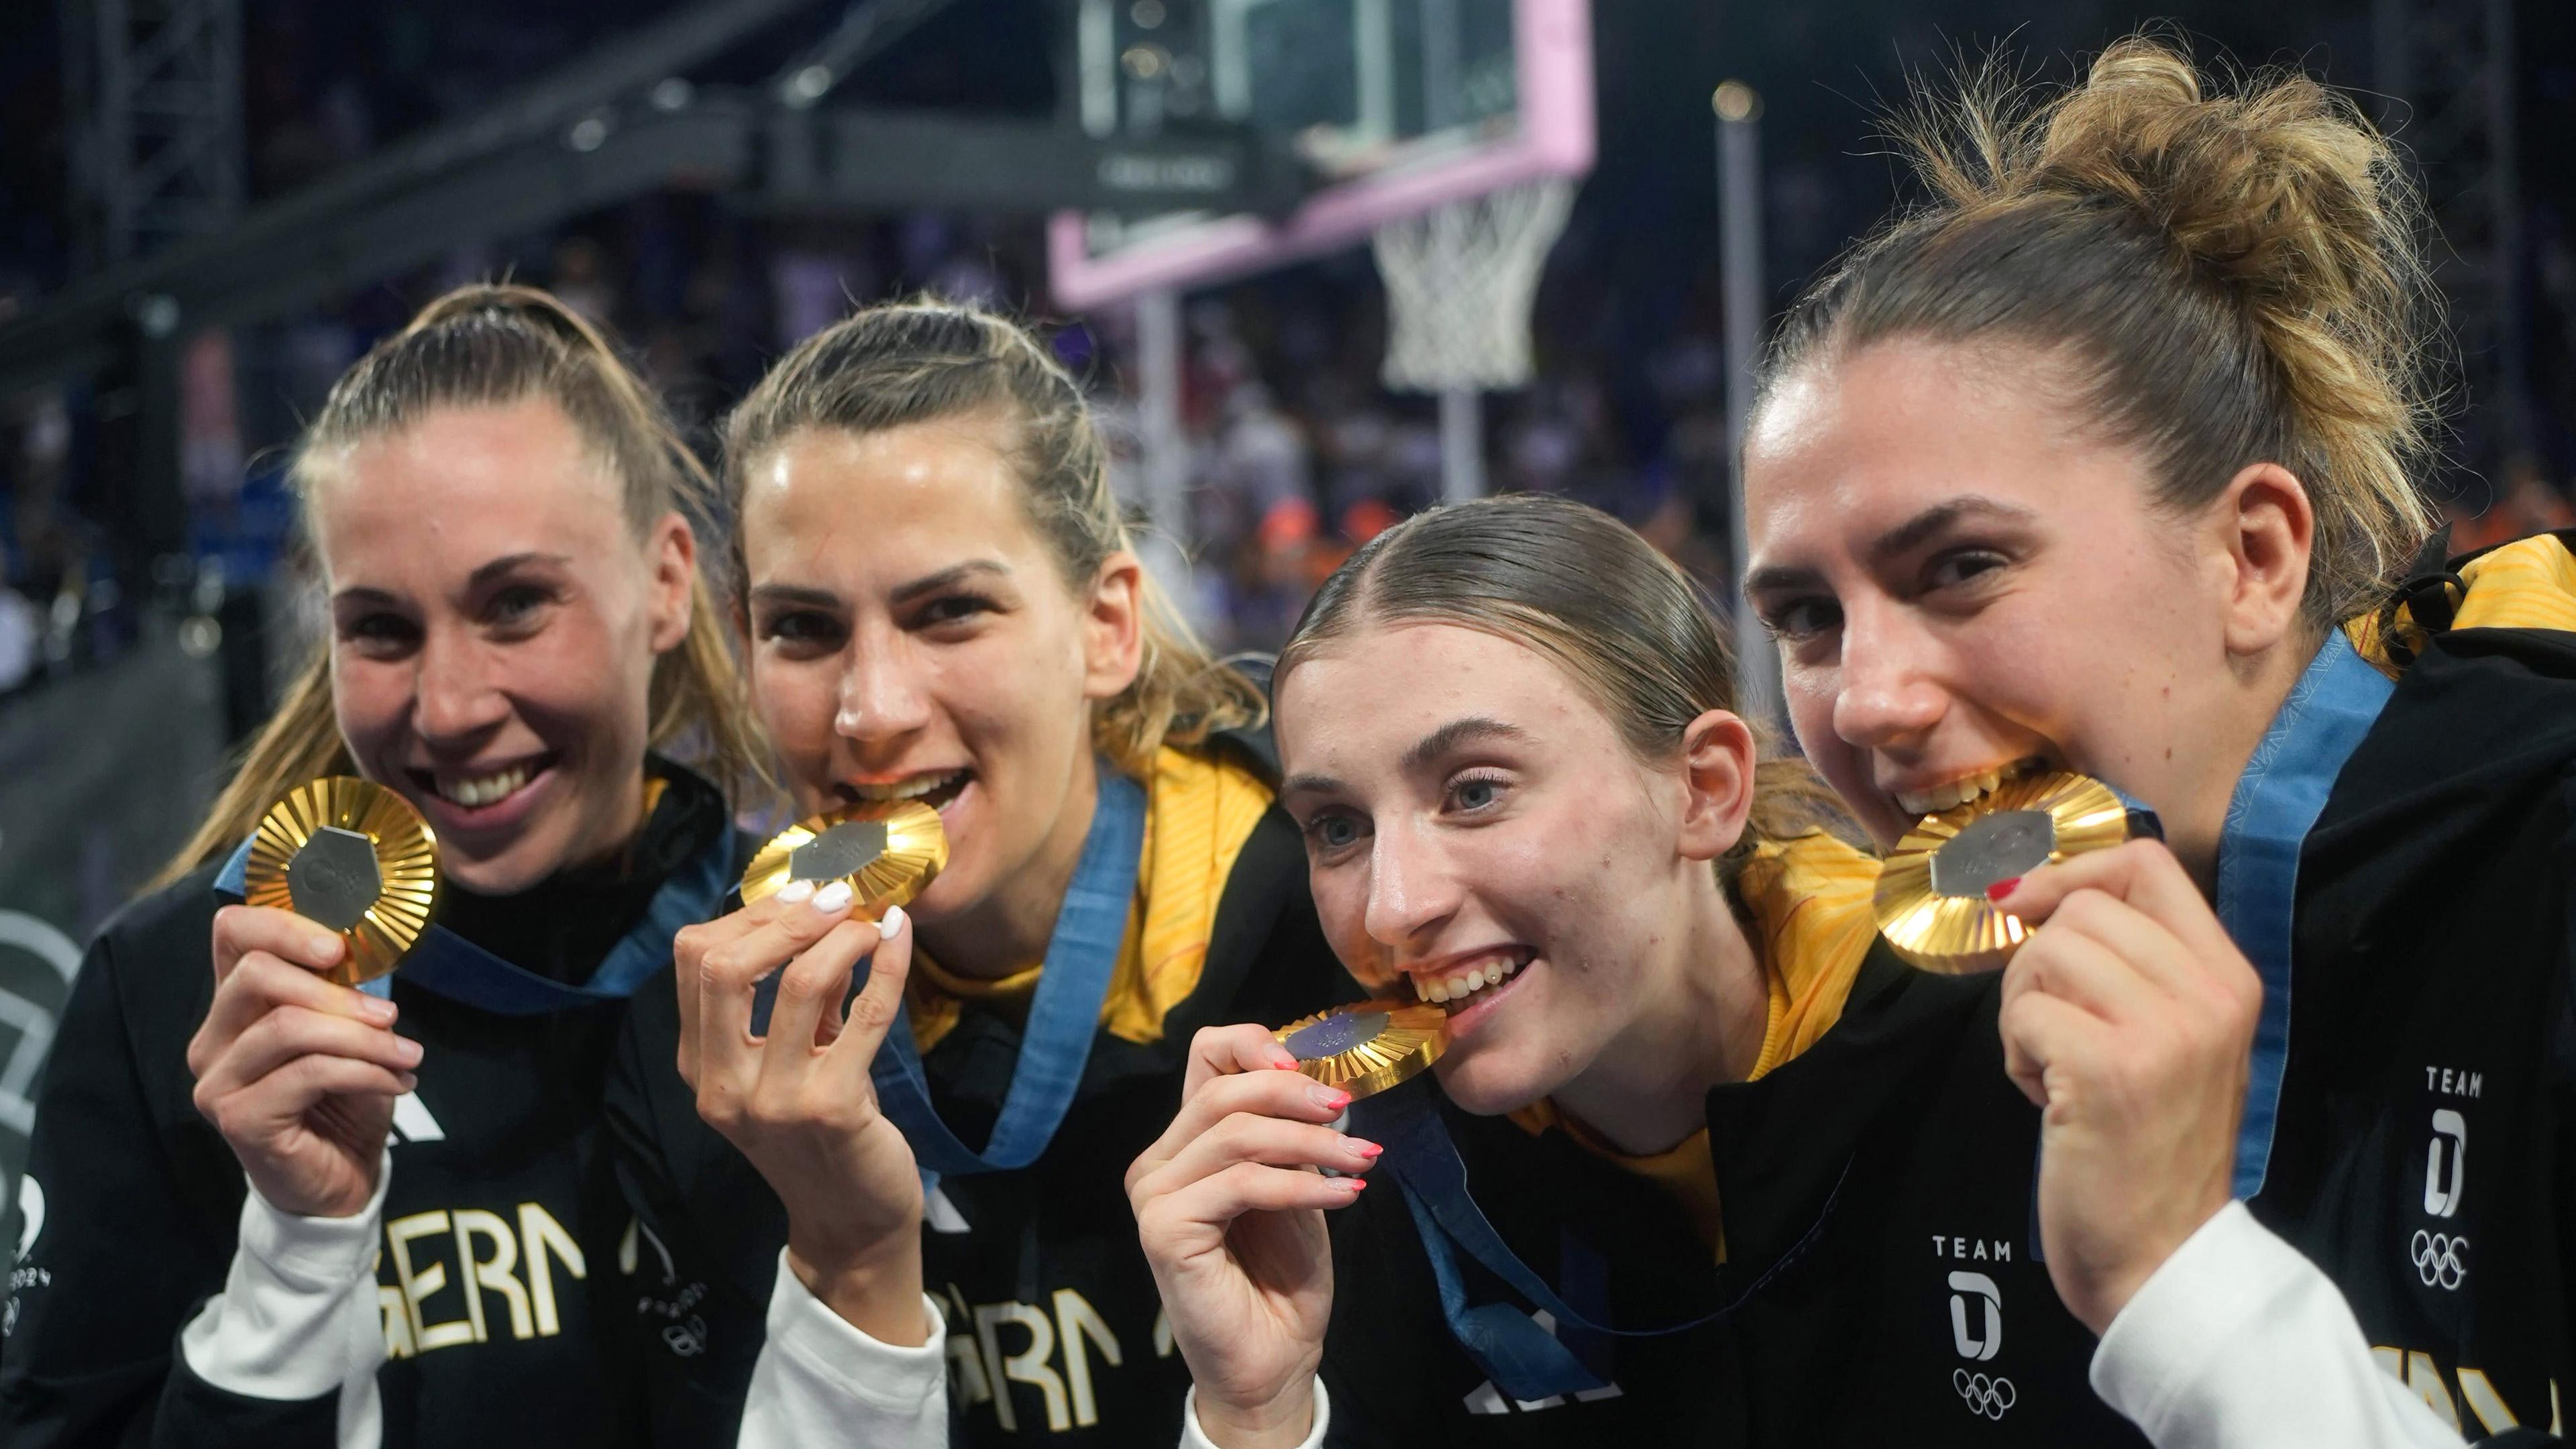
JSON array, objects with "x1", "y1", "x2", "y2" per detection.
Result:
[
  {"x1": 777, "y1": 879, "x2": 816, "y2": 904},
  {"x1": 880, "y1": 905, "x2": 907, "y2": 937},
  {"x1": 812, "y1": 881, "x2": 854, "y2": 913}
]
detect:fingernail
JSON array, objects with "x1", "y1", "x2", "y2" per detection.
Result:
[
  {"x1": 1309, "y1": 1085, "x2": 1351, "y2": 1111},
  {"x1": 396, "y1": 1036, "x2": 424, "y2": 1065},
  {"x1": 777, "y1": 879, "x2": 816, "y2": 904},
  {"x1": 311, "y1": 932, "x2": 345, "y2": 961},
  {"x1": 396, "y1": 1071, "x2": 419, "y2": 1092},
  {"x1": 1986, "y1": 876, "x2": 2021, "y2": 902},
  {"x1": 812, "y1": 881, "x2": 853, "y2": 914},
  {"x1": 1269, "y1": 1048, "x2": 1299, "y2": 1070},
  {"x1": 361, "y1": 996, "x2": 398, "y2": 1024},
  {"x1": 880, "y1": 905, "x2": 906, "y2": 937},
  {"x1": 1351, "y1": 1139, "x2": 1383, "y2": 1159},
  {"x1": 1340, "y1": 1177, "x2": 1367, "y2": 1193}
]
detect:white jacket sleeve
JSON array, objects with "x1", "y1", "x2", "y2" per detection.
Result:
[
  {"x1": 176, "y1": 1149, "x2": 391, "y2": 1445},
  {"x1": 735, "y1": 1250, "x2": 951, "y2": 1448},
  {"x1": 1177, "y1": 1381, "x2": 1330, "y2": 1449},
  {"x1": 2091, "y1": 1201, "x2": 2465, "y2": 1448}
]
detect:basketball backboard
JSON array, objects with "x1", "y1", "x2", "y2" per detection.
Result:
[{"x1": 1050, "y1": 0, "x2": 1593, "y2": 310}]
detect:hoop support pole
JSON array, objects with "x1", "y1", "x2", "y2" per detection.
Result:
[
  {"x1": 1440, "y1": 386, "x2": 1484, "y2": 502},
  {"x1": 1717, "y1": 88, "x2": 1780, "y2": 728}
]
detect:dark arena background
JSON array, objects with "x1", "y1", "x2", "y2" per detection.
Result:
[{"x1": 0, "y1": 0, "x2": 2569, "y2": 1259}]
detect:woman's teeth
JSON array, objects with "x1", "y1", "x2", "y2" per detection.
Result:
[
  {"x1": 849, "y1": 769, "x2": 969, "y2": 803},
  {"x1": 1896, "y1": 760, "x2": 2041, "y2": 817},
  {"x1": 438, "y1": 763, "x2": 532, "y2": 808},
  {"x1": 1421, "y1": 957, "x2": 1519, "y2": 1005}
]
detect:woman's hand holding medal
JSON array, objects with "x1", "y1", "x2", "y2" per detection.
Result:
[
  {"x1": 672, "y1": 882, "x2": 928, "y2": 1345},
  {"x1": 1128, "y1": 1023, "x2": 1383, "y2": 1448},
  {"x1": 1993, "y1": 839, "x2": 2262, "y2": 1335},
  {"x1": 186, "y1": 905, "x2": 420, "y2": 1218}
]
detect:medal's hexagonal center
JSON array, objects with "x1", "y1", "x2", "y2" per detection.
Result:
[
  {"x1": 288, "y1": 826, "x2": 382, "y2": 930},
  {"x1": 1931, "y1": 810, "x2": 2058, "y2": 899},
  {"x1": 792, "y1": 820, "x2": 888, "y2": 883},
  {"x1": 1283, "y1": 1010, "x2": 1389, "y2": 1062}
]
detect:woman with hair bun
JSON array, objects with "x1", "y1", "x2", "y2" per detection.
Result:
[
  {"x1": 1739, "y1": 35, "x2": 2575, "y2": 1444},
  {"x1": 0, "y1": 284, "x2": 766, "y2": 1446}
]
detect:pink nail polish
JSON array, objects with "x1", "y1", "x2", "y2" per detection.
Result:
[
  {"x1": 1310, "y1": 1085, "x2": 1351, "y2": 1111},
  {"x1": 1987, "y1": 876, "x2": 2022, "y2": 902},
  {"x1": 1352, "y1": 1140, "x2": 1383, "y2": 1159}
]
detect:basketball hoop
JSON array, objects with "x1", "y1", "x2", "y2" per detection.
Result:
[{"x1": 1372, "y1": 176, "x2": 1576, "y2": 394}]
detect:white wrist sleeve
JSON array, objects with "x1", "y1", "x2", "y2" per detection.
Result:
[
  {"x1": 177, "y1": 1150, "x2": 391, "y2": 1444},
  {"x1": 736, "y1": 1249, "x2": 949, "y2": 1448},
  {"x1": 2092, "y1": 1201, "x2": 2465, "y2": 1448}
]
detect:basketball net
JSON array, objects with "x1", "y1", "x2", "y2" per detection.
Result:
[{"x1": 1372, "y1": 176, "x2": 1577, "y2": 394}]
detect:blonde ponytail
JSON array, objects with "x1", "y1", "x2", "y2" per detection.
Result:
[{"x1": 152, "y1": 283, "x2": 769, "y2": 888}]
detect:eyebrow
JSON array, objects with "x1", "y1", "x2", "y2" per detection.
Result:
[
  {"x1": 890, "y1": 559, "x2": 1010, "y2": 605},
  {"x1": 1866, "y1": 496, "x2": 2037, "y2": 562},
  {"x1": 745, "y1": 559, "x2": 1014, "y2": 614},
  {"x1": 468, "y1": 551, "x2": 572, "y2": 590},
  {"x1": 1278, "y1": 716, "x2": 1532, "y2": 807},
  {"x1": 1741, "y1": 494, "x2": 2039, "y2": 600},
  {"x1": 746, "y1": 582, "x2": 842, "y2": 614},
  {"x1": 1401, "y1": 716, "x2": 1531, "y2": 775},
  {"x1": 329, "y1": 551, "x2": 571, "y2": 610}
]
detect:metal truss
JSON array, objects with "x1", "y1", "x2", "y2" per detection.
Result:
[{"x1": 61, "y1": 0, "x2": 244, "y2": 266}]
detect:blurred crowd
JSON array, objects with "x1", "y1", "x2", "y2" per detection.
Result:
[{"x1": 4, "y1": 0, "x2": 2575, "y2": 710}]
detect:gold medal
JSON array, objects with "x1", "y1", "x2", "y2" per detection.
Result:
[
  {"x1": 740, "y1": 799, "x2": 948, "y2": 918},
  {"x1": 1274, "y1": 1002, "x2": 1447, "y2": 1100},
  {"x1": 1873, "y1": 771, "x2": 2149, "y2": 973},
  {"x1": 241, "y1": 777, "x2": 441, "y2": 987}
]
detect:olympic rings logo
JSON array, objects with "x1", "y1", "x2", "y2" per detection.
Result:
[
  {"x1": 2411, "y1": 1229, "x2": 2469, "y2": 1290},
  {"x1": 1953, "y1": 1369, "x2": 2017, "y2": 1419}
]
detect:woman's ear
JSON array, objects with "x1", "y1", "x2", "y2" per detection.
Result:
[
  {"x1": 1675, "y1": 709, "x2": 1759, "y2": 863},
  {"x1": 646, "y1": 513, "x2": 697, "y2": 655},
  {"x1": 1081, "y1": 549, "x2": 1147, "y2": 702},
  {"x1": 2210, "y1": 462, "x2": 2315, "y2": 656}
]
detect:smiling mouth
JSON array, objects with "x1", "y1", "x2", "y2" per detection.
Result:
[
  {"x1": 1892, "y1": 757, "x2": 2051, "y2": 818},
  {"x1": 408, "y1": 755, "x2": 555, "y2": 812},
  {"x1": 1401, "y1": 947, "x2": 1535, "y2": 1016},
  {"x1": 835, "y1": 769, "x2": 973, "y2": 813}
]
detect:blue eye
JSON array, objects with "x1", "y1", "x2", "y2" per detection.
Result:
[
  {"x1": 488, "y1": 585, "x2": 550, "y2": 627},
  {"x1": 1303, "y1": 812, "x2": 1363, "y2": 852},
  {"x1": 1448, "y1": 775, "x2": 1507, "y2": 813}
]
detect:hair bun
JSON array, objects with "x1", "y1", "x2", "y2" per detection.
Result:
[
  {"x1": 1777, "y1": 34, "x2": 2440, "y2": 629},
  {"x1": 2025, "y1": 40, "x2": 2403, "y2": 319}
]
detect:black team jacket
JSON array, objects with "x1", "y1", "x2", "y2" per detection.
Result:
[
  {"x1": 1705, "y1": 535, "x2": 2576, "y2": 1445},
  {"x1": 0, "y1": 765, "x2": 736, "y2": 1448},
  {"x1": 607, "y1": 727, "x2": 1348, "y2": 1448}
]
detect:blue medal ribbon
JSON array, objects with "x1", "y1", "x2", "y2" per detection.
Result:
[
  {"x1": 2215, "y1": 630, "x2": 2392, "y2": 1197},
  {"x1": 867, "y1": 762, "x2": 1144, "y2": 1185},
  {"x1": 1357, "y1": 1081, "x2": 1724, "y2": 1400},
  {"x1": 215, "y1": 824, "x2": 736, "y2": 1015}
]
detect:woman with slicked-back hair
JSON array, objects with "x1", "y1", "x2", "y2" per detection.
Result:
[
  {"x1": 1134, "y1": 493, "x2": 1889, "y2": 1448},
  {"x1": 1731, "y1": 33, "x2": 2576, "y2": 1446},
  {"x1": 0, "y1": 284, "x2": 766, "y2": 1448},
  {"x1": 602, "y1": 298, "x2": 1342, "y2": 1446}
]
